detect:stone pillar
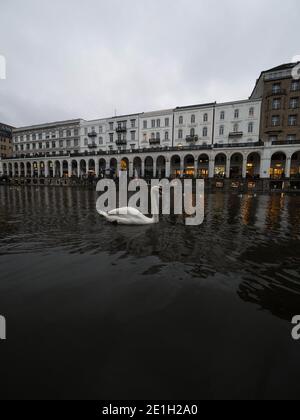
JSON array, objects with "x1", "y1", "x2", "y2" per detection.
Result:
[
  {"x1": 153, "y1": 159, "x2": 157, "y2": 178},
  {"x1": 52, "y1": 161, "x2": 56, "y2": 177},
  {"x1": 38, "y1": 162, "x2": 42, "y2": 177},
  {"x1": 60, "y1": 161, "x2": 63, "y2": 178},
  {"x1": 77, "y1": 160, "x2": 81, "y2": 178},
  {"x1": 180, "y1": 159, "x2": 184, "y2": 177},
  {"x1": 12, "y1": 164, "x2": 15, "y2": 177},
  {"x1": 141, "y1": 160, "x2": 145, "y2": 177},
  {"x1": 242, "y1": 158, "x2": 247, "y2": 179},
  {"x1": 260, "y1": 157, "x2": 271, "y2": 179},
  {"x1": 194, "y1": 158, "x2": 198, "y2": 178},
  {"x1": 115, "y1": 160, "x2": 120, "y2": 178},
  {"x1": 226, "y1": 158, "x2": 230, "y2": 179},
  {"x1": 129, "y1": 161, "x2": 134, "y2": 178},
  {"x1": 68, "y1": 161, "x2": 72, "y2": 178},
  {"x1": 95, "y1": 159, "x2": 99, "y2": 178},
  {"x1": 285, "y1": 157, "x2": 291, "y2": 179},
  {"x1": 45, "y1": 162, "x2": 49, "y2": 178},
  {"x1": 24, "y1": 163, "x2": 27, "y2": 178},
  {"x1": 165, "y1": 160, "x2": 171, "y2": 178},
  {"x1": 209, "y1": 158, "x2": 215, "y2": 179}
]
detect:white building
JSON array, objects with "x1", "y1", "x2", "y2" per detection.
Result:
[
  {"x1": 173, "y1": 103, "x2": 215, "y2": 148},
  {"x1": 80, "y1": 118, "x2": 108, "y2": 153},
  {"x1": 139, "y1": 109, "x2": 173, "y2": 149},
  {"x1": 12, "y1": 119, "x2": 82, "y2": 158},
  {"x1": 214, "y1": 99, "x2": 261, "y2": 146},
  {"x1": 104, "y1": 114, "x2": 140, "y2": 152}
]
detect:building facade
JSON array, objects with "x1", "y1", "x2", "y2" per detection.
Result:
[
  {"x1": 251, "y1": 62, "x2": 300, "y2": 179},
  {"x1": 1, "y1": 62, "x2": 300, "y2": 186},
  {"x1": 251, "y1": 63, "x2": 300, "y2": 144},
  {"x1": 0, "y1": 123, "x2": 13, "y2": 158},
  {"x1": 139, "y1": 109, "x2": 174, "y2": 149},
  {"x1": 105, "y1": 114, "x2": 140, "y2": 152},
  {"x1": 80, "y1": 118, "x2": 108, "y2": 153},
  {"x1": 12, "y1": 119, "x2": 82, "y2": 159},
  {"x1": 214, "y1": 99, "x2": 261, "y2": 146},
  {"x1": 173, "y1": 103, "x2": 215, "y2": 148}
]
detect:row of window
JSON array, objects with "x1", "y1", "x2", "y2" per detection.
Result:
[
  {"x1": 84, "y1": 120, "x2": 137, "y2": 135},
  {"x1": 218, "y1": 122, "x2": 254, "y2": 135},
  {"x1": 269, "y1": 135, "x2": 298, "y2": 142},
  {"x1": 11, "y1": 108, "x2": 259, "y2": 145},
  {"x1": 0, "y1": 145, "x2": 11, "y2": 150},
  {"x1": 109, "y1": 120, "x2": 137, "y2": 132},
  {"x1": 271, "y1": 115, "x2": 298, "y2": 127},
  {"x1": 177, "y1": 114, "x2": 209, "y2": 125},
  {"x1": 174, "y1": 108, "x2": 255, "y2": 125},
  {"x1": 271, "y1": 97, "x2": 299, "y2": 110},
  {"x1": 142, "y1": 111, "x2": 254, "y2": 128},
  {"x1": 177, "y1": 122, "x2": 255, "y2": 139},
  {"x1": 178, "y1": 127, "x2": 209, "y2": 139},
  {"x1": 13, "y1": 123, "x2": 258, "y2": 151},
  {"x1": 219, "y1": 107, "x2": 255, "y2": 121},
  {"x1": 143, "y1": 132, "x2": 170, "y2": 141},
  {"x1": 143, "y1": 118, "x2": 170, "y2": 129},
  {"x1": 272, "y1": 80, "x2": 300, "y2": 94},
  {"x1": 14, "y1": 139, "x2": 80, "y2": 151},
  {"x1": 15, "y1": 129, "x2": 79, "y2": 143}
]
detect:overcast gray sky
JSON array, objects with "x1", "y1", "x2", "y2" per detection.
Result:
[{"x1": 0, "y1": 0, "x2": 300, "y2": 127}]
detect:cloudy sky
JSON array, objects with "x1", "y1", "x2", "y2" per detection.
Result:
[{"x1": 0, "y1": 0, "x2": 300, "y2": 127}]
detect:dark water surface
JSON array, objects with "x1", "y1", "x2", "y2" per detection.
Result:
[{"x1": 0, "y1": 185, "x2": 300, "y2": 400}]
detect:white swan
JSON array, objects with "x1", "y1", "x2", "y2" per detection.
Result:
[{"x1": 97, "y1": 185, "x2": 160, "y2": 225}]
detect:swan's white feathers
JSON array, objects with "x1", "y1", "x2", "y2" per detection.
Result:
[
  {"x1": 108, "y1": 207, "x2": 142, "y2": 217},
  {"x1": 97, "y1": 186, "x2": 160, "y2": 225}
]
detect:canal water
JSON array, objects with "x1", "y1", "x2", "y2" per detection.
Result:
[{"x1": 0, "y1": 186, "x2": 300, "y2": 400}]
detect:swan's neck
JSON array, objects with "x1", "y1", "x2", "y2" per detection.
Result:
[{"x1": 151, "y1": 188, "x2": 159, "y2": 223}]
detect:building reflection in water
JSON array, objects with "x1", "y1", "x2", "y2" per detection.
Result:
[{"x1": 0, "y1": 186, "x2": 300, "y2": 321}]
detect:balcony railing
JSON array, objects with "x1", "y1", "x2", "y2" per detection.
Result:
[
  {"x1": 116, "y1": 127, "x2": 127, "y2": 133},
  {"x1": 265, "y1": 126, "x2": 283, "y2": 133},
  {"x1": 88, "y1": 143, "x2": 97, "y2": 149},
  {"x1": 87, "y1": 131, "x2": 97, "y2": 138},
  {"x1": 2, "y1": 142, "x2": 270, "y2": 162},
  {"x1": 272, "y1": 139, "x2": 300, "y2": 146},
  {"x1": 229, "y1": 131, "x2": 243, "y2": 138},
  {"x1": 149, "y1": 138, "x2": 161, "y2": 145},
  {"x1": 186, "y1": 135, "x2": 199, "y2": 142},
  {"x1": 214, "y1": 141, "x2": 264, "y2": 149},
  {"x1": 116, "y1": 139, "x2": 127, "y2": 146}
]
